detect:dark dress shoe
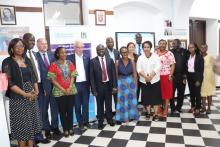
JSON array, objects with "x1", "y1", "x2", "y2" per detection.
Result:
[
  {"x1": 36, "y1": 138, "x2": 50, "y2": 144},
  {"x1": 84, "y1": 123, "x2": 92, "y2": 129},
  {"x1": 108, "y1": 120, "x2": 115, "y2": 126},
  {"x1": 98, "y1": 123, "x2": 104, "y2": 129},
  {"x1": 52, "y1": 128, "x2": 62, "y2": 135},
  {"x1": 79, "y1": 124, "x2": 85, "y2": 130},
  {"x1": 45, "y1": 130, "x2": 52, "y2": 139}
]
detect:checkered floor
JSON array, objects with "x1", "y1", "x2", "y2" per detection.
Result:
[{"x1": 11, "y1": 89, "x2": 220, "y2": 147}]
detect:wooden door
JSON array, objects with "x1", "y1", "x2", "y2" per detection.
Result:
[{"x1": 189, "y1": 20, "x2": 206, "y2": 47}]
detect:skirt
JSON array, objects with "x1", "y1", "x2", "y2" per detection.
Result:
[
  {"x1": 160, "y1": 75, "x2": 173, "y2": 100},
  {"x1": 10, "y1": 81, "x2": 42, "y2": 141},
  {"x1": 141, "y1": 81, "x2": 162, "y2": 105},
  {"x1": 115, "y1": 75, "x2": 139, "y2": 122}
]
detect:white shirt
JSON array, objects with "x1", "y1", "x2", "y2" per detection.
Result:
[
  {"x1": 135, "y1": 43, "x2": 143, "y2": 55},
  {"x1": 39, "y1": 52, "x2": 50, "y2": 65},
  {"x1": 107, "y1": 48, "x2": 115, "y2": 62},
  {"x1": 98, "y1": 56, "x2": 109, "y2": 82},
  {"x1": 75, "y1": 54, "x2": 86, "y2": 82},
  {"x1": 136, "y1": 53, "x2": 161, "y2": 84},
  {"x1": 26, "y1": 50, "x2": 41, "y2": 83},
  {"x1": 188, "y1": 54, "x2": 196, "y2": 72}
]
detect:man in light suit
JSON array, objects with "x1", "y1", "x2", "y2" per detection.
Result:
[
  {"x1": 68, "y1": 40, "x2": 91, "y2": 130},
  {"x1": 90, "y1": 44, "x2": 117, "y2": 129},
  {"x1": 104, "y1": 37, "x2": 120, "y2": 110},
  {"x1": 36, "y1": 38, "x2": 60, "y2": 138}
]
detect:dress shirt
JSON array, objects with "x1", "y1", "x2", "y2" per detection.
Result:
[
  {"x1": 75, "y1": 54, "x2": 86, "y2": 82},
  {"x1": 39, "y1": 52, "x2": 50, "y2": 67},
  {"x1": 135, "y1": 43, "x2": 143, "y2": 55},
  {"x1": 188, "y1": 54, "x2": 196, "y2": 72},
  {"x1": 107, "y1": 48, "x2": 115, "y2": 62},
  {"x1": 98, "y1": 56, "x2": 109, "y2": 82},
  {"x1": 136, "y1": 53, "x2": 161, "y2": 84},
  {"x1": 26, "y1": 50, "x2": 41, "y2": 83}
]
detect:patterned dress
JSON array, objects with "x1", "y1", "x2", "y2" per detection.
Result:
[
  {"x1": 156, "y1": 50, "x2": 176, "y2": 99},
  {"x1": 115, "y1": 59, "x2": 139, "y2": 122},
  {"x1": 10, "y1": 67, "x2": 42, "y2": 141},
  {"x1": 201, "y1": 54, "x2": 216, "y2": 97}
]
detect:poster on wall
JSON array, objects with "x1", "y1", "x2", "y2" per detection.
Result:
[
  {"x1": 49, "y1": 26, "x2": 96, "y2": 121},
  {"x1": 49, "y1": 26, "x2": 91, "y2": 57},
  {"x1": 0, "y1": 27, "x2": 29, "y2": 55}
]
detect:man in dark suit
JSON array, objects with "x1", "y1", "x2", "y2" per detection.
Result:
[
  {"x1": 90, "y1": 44, "x2": 117, "y2": 129},
  {"x1": 68, "y1": 40, "x2": 91, "y2": 130},
  {"x1": 170, "y1": 39, "x2": 188, "y2": 113},
  {"x1": 23, "y1": 33, "x2": 50, "y2": 146},
  {"x1": 104, "y1": 37, "x2": 120, "y2": 110},
  {"x1": 36, "y1": 38, "x2": 61, "y2": 138}
]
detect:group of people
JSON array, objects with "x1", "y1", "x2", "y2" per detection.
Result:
[{"x1": 1, "y1": 32, "x2": 217, "y2": 147}]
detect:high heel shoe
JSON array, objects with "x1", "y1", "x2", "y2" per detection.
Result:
[
  {"x1": 162, "y1": 109, "x2": 168, "y2": 117},
  {"x1": 69, "y1": 129, "x2": 74, "y2": 136},
  {"x1": 64, "y1": 131, "x2": 69, "y2": 137},
  {"x1": 194, "y1": 109, "x2": 200, "y2": 116}
]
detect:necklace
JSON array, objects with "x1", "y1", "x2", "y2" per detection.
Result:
[{"x1": 57, "y1": 60, "x2": 69, "y2": 79}]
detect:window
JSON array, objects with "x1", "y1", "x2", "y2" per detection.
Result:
[{"x1": 43, "y1": 0, "x2": 83, "y2": 25}]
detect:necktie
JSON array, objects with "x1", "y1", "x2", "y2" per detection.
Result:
[
  {"x1": 101, "y1": 57, "x2": 107, "y2": 81},
  {"x1": 43, "y1": 53, "x2": 49, "y2": 68},
  {"x1": 28, "y1": 51, "x2": 39, "y2": 81},
  {"x1": 138, "y1": 44, "x2": 141, "y2": 55}
]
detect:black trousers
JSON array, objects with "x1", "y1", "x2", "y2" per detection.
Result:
[
  {"x1": 55, "y1": 95, "x2": 74, "y2": 131},
  {"x1": 187, "y1": 73, "x2": 202, "y2": 110},
  {"x1": 96, "y1": 82, "x2": 113, "y2": 123},
  {"x1": 170, "y1": 77, "x2": 186, "y2": 111},
  {"x1": 137, "y1": 80, "x2": 141, "y2": 102}
]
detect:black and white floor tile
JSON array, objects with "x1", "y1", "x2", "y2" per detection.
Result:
[{"x1": 11, "y1": 89, "x2": 220, "y2": 147}]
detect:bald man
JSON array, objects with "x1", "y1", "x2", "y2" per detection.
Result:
[{"x1": 90, "y1": 44, "x2": 117, "y2": 129}]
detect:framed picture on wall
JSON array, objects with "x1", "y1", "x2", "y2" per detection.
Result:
[
  {"x1": 95, "y1": 10, "x2": 106, "y2": 25},
  {"x1": 168, "y1": 39, "x2": 187, "y2": 50},
  {"x1": 0, "y1": 5, "x2": 16, "y2": 25}
]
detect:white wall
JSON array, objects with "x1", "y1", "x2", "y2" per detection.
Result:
[
  {"x1": 190, "y1": 0, "x2": 220, "y2": 86},
  {"x1": 86, "y1": 0, "x2": 194, "y2": 57}
]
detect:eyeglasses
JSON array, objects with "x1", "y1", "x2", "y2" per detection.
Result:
[{"x1": 14, "y1": 45, "x2": 25, "y2": 49}]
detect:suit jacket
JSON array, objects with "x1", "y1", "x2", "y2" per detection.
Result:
[
  {"x1": 187, "y1": 53, "x2": 204, "y2": 82},
  {"x1": 90, "y1": 56, "x2": 117, "y2": 94},
  {"x1": 105, "y1": 48, "x2": 120, "y2": 62},
  {"x1": 36, "y1": 51, "x2": 54, "y2": 92},
  {"x1": 67, "y1": 53, "x2": 90, "y2": 84}
]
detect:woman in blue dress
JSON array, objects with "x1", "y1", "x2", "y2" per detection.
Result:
[{"x1": 115, "y1": 46, "x2": 139, "y2": 124}]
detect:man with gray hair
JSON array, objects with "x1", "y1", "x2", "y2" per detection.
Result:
[
  {"x1": 36, "y1": 38, "x2": 61, "y2": 138},
  {"x1": 68, "y1": 40, "x2": 91, "y2": 130}
]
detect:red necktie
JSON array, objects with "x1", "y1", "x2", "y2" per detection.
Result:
[{"x1": 101, "y1": 57, "x2": 107, "y2": 81}]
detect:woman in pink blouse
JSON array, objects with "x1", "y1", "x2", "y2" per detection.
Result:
[{"x1": 156, "y1": 39, "x2": 175, "y2": 117}]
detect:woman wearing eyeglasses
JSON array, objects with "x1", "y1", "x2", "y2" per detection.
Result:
[{"x1": 2, "y1": 38, "x2": 42, "y2": 147}]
